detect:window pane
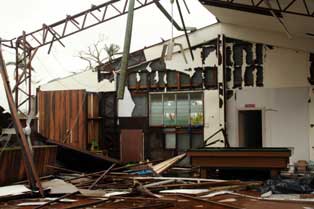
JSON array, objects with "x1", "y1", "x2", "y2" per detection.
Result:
[
  {"x1": 191, "y1": 134, "x2": 204, "y2": 148},
  {"x1": 190, "y1": 93, "x2": 203, "y2": 126},
  {"x1": 132, "y1": 94, "x2": 147, "y2": 117},
  {"x1": 165, "y1": 133, "x2": 176, "y2": 149},
  {"x1": 163, "y1": 94, "x2": 176, "y2": 126},
  {"x1": 177, "y1": 93, "x2": 189, "y2": 126},
  {"x1": 150, "y1": 94, "x2": 163, "y2": 126},
  {"x1": 177, "y1": 134, "x2": 190, "y2": 151}
]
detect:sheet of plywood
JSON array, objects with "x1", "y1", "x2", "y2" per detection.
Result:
[{"x1": 120, "y1": 129, "x2": 144, "y2": 163}]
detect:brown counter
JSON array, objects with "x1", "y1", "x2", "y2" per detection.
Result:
[{"x1": 187, "y1": 147, "x2": 291, "y2": 178}]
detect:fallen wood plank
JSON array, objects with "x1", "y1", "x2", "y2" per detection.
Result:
[
  {"x1": 114, "y1": 176, "x2": 226, "y2": 182},
  {"x1": 61, "y1": 199, "x2": 109, "y2": 209},
  {"x1": 34, "y1": 191, "x2": 79, "y2": 209},
  {"x1": 160, "y1": 189, "x2": 209, "y2": 195},
  {"x1": 45, "y1": 165, "x2": 82, "y2": 174},
  {"x1": 179, "y1": 194, "x2": 244, "y2": 209},
  {"x1": 0, "y1": 185, "x2": 31, "y2": 197},
  {"x1": 152, "y1": 153, "x2": 186, "y2": 174},
  {"x1": 149, "y1": 180, "x2": 242, "y2": 190},
  {"x1": 144, "y1": 179, "x2": 177, "y2": 188},
  {"x1": 88, "y1": 163, "x2": 116, "y2": 190}
]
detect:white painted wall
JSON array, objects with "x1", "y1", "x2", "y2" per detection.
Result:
[
  {"x1": 264, "y1": 47, "x2": 309, "y2": 88},
  {"x1": 204, "y1": 90, "x2": 224, "y2": 147},
  {"x1": 40, "y1": 70, "x2": 115, "y2": 92},
  {"x1": 227, "y1": 87, "x2": 310, "y2": 162},
  {"x1": 223, "y1": 39, "x2": 312, "y2": 162}
]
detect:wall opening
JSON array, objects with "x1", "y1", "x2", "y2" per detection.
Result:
[{"x1": 238, "y1": 110, "x2": 262, "y2": 148}]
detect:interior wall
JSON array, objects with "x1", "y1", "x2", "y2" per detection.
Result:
[
  {"x1": 263, "y1": 47, "x2": 309, "y2": 88},
  {"x1": 204, "y1": 90, "x2": 224, "y2": 146},
  {"x1": 227, "y1": 87, "x2": 310, "y2": 162}
]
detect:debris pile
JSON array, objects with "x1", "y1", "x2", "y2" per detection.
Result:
[{"x1": 0, "y1": 155, "x2": 314, "y2": 208}]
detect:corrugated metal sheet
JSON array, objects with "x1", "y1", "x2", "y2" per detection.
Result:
[
  {"x1": 38, "y1": 90, "x2": 87, "y2": 149},
  {"x1": 0, "y1": 145, "x2": 57, "y2": 185}
]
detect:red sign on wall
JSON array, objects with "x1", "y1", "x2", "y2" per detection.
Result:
[{"x1": 245, "y1": 104, "x2": 256, "y2": 108}]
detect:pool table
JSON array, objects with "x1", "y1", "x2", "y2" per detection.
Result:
[{"x1": 187, "y1": 147, "x2": 291, "y2": 178}]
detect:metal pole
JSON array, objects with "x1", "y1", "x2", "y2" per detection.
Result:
[
  {"x1": 0, "y1": 42, "x2": 44, "y2": 196},
  {"x1": 117, "y1": 0, "x2": 135, "y2": 99},
  {"x1": 15, "y1": 44, "x2": 19, "y2": 109},
  {"x1": 176, "y1": 0, "x2": 194, "y2": 61}
]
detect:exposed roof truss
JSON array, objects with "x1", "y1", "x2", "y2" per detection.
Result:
[{"x1": 200, "y1": 0, "x2": 314, "y2": 18}]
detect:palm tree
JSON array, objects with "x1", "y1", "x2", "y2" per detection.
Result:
[{"x1": 105, "y1": 44, "x2": 120, "y2": 62}]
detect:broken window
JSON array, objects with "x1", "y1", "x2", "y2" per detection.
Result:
[
  {"x1": 244, "y1": 66, "x2": 254, "y2": 86},
  {"x1": 128, "y1": 72, "x2": 137, "y2": 89},
  {"x1": 204, "y1": 67, "x2": 218, "y2": 89},
  {"x1": 180, "y1": 72, "x2": 190, "y2": 88},
  {"x1": 139, "y1": 71, "x2": 150, "y2": 89},
  {"x1": 132, "y1": 93, "x2": 148, "y2": 117},
  {"x1": 167, "y1": 70, "x2": 178, "y2": 88},
  {"x1": 191, "y1": 68, "x2": 203, "y2": 88},
  {"x1": 150, "y1": 71, "x2": 166, "y2": 88}
]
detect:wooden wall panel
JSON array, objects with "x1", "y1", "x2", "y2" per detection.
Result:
[
  {"x1": 0, "y1": 146, "x2": 57, "y2": 185},
  {"x1": 87, "y1": 93, "x2": 100, "y2": 147},
  {"x1": 38, "y1": 90, "x2": 87, "y2": 149}
]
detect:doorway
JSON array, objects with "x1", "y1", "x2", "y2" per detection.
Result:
[{"x1": 238, "y1": 110, "x2": 263, "y2": 148}]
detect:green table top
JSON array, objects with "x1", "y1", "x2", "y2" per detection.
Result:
[{"x1": 188, "y1": 147, "x2": 291, "y2": 152}]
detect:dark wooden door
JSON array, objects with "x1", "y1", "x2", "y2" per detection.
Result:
[{"x1": 120, "y1": 129, "x2": 144, "y2": 162}]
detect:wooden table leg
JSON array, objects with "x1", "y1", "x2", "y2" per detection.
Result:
[{"x1": 200, "y1": 168, "x2": 208, "y2": 178}]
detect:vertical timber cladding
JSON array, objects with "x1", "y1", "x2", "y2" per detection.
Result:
[
  {"x1": 87, "y1": 93, "x2": 100, "y2": 148},
  {"x1": 38, "y1": 90, "x2": 87, "y2": 149}
]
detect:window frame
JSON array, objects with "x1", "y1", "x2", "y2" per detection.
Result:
[
  {"x1": 149, "y1": 91, "x2": 204, "y2": 128},
  {"x1": 163, "y1": 128, "x2": 204, "y2": 151}
]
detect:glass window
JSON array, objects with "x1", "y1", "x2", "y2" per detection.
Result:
[
  {"x1": 177, "y1": 134, "x2": 190, "y2": 152},
  {"x1": 150, "y1": 94, "x2": 163, "y2": 126},
  {"x1": 176, "y1": 93, "x2": 189, "y2": 126},
  {"x1": 165, "y1": 133, "x2": 176, "y2": 149},
  {"x1": 191, "y1": 134, "x2": 204, "y2": 148},
  {"x1": 163, "y1": 94, "x2": 176, "y2": 126},
  {"x1": 150, "y1": 92, "x2": 203, "y2": 127},
  {"x1": 190, "y1": 93, "x2": 203, "y2": 126},
  {"x1": 132, "y1": 94, "x2": 147, "y2": 117}
]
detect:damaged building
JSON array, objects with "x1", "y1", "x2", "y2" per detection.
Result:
[
  {"x1": 38, "y1": 20, "x2": 314, "y2": 167},
  {"x1": 2, "y1": 0, "x2": 314, "y2": 207}
]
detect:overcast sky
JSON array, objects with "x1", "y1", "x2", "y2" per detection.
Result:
[{"x1": 0, "y1": 0, "x2": 216, "y2": 110}]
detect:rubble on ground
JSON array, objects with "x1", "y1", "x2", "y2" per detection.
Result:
[{"x1": 0, "y1": 155, "x2": 314, "y2": 209}]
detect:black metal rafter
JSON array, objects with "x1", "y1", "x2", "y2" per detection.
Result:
[
  {"x1": 200, "y1": 0, "x2": 314, "y2": 18},
  {"x1": 6, "y1": 0, "x2": 157, "y2": 51},
  {"x1": 1, "y1": 0, "x2": 157, "y2": 114}
]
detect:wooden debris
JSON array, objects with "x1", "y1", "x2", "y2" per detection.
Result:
[
  {"x1": 33, "y1": 191, "x2": 79, "y2": 209},
  {"x1": 152, "y1": 153, "x2": 186, "y2": 174},
  {"x1": 42, "y1": 179, "x2": 78, "y2": 194},
  {"x1": 88, "y1": 163, "x2": 116, "y2": 190}
]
